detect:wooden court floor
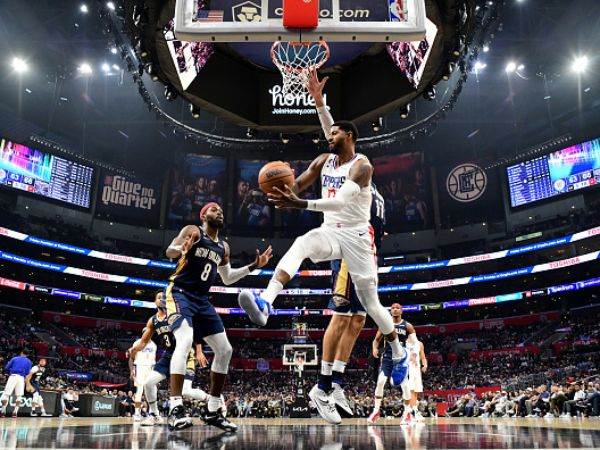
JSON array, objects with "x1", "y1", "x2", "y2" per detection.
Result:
[{"x1": 1, "y1": 416, "x2": 599, "y2": 449}]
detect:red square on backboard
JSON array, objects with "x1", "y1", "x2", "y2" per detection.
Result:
[{"x1": 283, "y1": 0, "x2": 319, "y2": 29}]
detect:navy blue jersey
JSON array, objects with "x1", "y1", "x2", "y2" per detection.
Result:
[
  {"x1": 151, "y1": 313, "x2": 177, "y2": 351},
  {"x1": 383, "y1": 319, "x2": 411, "y2": 359},
  {"x1": 370, "y1": 184, "x2": 385, "y2": 251},
  {"x1": 169, "y1": 229, "x2": 225, "y2": 296}
]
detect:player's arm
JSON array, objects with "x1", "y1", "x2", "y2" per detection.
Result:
[
  {"x1": 217, "y1": 241, "x2": 273, "y2": 285},
  {"x1": 372, "y1": 330, "x2": 384, "y2": 358},
  {"x1": 307, "y1": 67, "x2": 333, "y2": 140},
  {"x1": 292, "y1": 153, "x2": 330, "y2": 195},
  {"x1": 405, "y1": 322, "x2": 418, "y2": 345},
  {"x1": 25, "y1": 366, "x2": 37, "y2": 392},
  {"x1": 419, "y1": 341, "x2": 428, "y2": 373},
  {"x1": 166, "y1": 225, "x2": 201, "y2": 259},
  {"x1": 269, "y1": 159, "x2": 372, "y2": 210},
  {"x1": 128, "y1": 319, "x2": 155, "y2": 360}
]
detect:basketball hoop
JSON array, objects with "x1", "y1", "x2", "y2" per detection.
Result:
[
  {"x1": 293, "y1": 351, "x2": 306, "y2": 376},
  {"x1": 271, "y1": 40, "x2": 330, "y2": 97}
]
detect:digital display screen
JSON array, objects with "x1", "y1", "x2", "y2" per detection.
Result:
[
  {"x1": 0, "y1": 138, "x2": 94, "y2": 208},
  {"x1": 507, "y1": 137, "x2": 600, "y2": 207}
]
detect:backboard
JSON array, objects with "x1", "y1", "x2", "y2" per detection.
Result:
[
  {"x1": 282, "y1": 344, "x2": 318, "y2": 366},
  {"x1": 174, "y1": 0, "x2": 426, "y2": 43}
]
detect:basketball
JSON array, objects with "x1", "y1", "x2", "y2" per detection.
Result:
[{"x1": 258, "y1": 161, "x2": 295, "y2": 195}]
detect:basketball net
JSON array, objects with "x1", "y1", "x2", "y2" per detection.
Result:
[
  {"x1": 271, "y1": 41, "x2": 330, "y2": 97},
  {"x1": 293, "y1": 352, "x2": 306, "y2": 377}
]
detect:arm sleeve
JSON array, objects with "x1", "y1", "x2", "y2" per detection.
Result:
[
  {"x1": 217, "y1": 263, "x2": 251, "y2": 286},
  {"x1": 306, "y1": 179, "x2": 361, "y2": 212},
  {"x1": 316, "y1": 105, "x2": 335, "y2": 140},
  {"x1": 406, "y1": 332, "x2": 418, "y2": 345}
]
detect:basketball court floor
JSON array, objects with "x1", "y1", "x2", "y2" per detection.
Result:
[{"x1": 1, "y1": 417, "x2": 599, "y2": 449}]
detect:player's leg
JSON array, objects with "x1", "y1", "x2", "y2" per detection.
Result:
[
  {"x1": 133, "y1": 369, "x2": 146, "y2": 421},
  {"x1": 239, "y1": 227, "x2": 341, "y2": 326},
  {"x1": 181, "y1": 349, "x2": 208, "y2": 402},
  {"x1": 340, "y1": 227, "x2": 407, "y2": 384},
  {"x1": 195, "y1": 304, "x2": 237, "y2": 432},
  {"x1": 164, "y1": 286, "x2": 194, "y2": 430},
  {"x1": 1, "y1": 376, "x2": 16, "y2": 416},
  {"x1": 12, "y1": 376, "x2": 25, "y2": 417},
  {"x1": 368, "y1": 370, "x2": 389, "y2": 424},
  {"x1": 400, "y1": 376, "x2": 413, "y2": 423},
  {"x1": 143, "y1": 368, "x2": 167, "y2": 426}
]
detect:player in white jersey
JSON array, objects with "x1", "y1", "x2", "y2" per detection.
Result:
[
  {"x1": 239, "y1": 67, "x2": 408, "y2": 424},
  {"x1": 407, "y1": 339, "x2": 427, "y2": 421},
  {"x1": 129, "y1": 335, "x2": 157, "y2": 421}
]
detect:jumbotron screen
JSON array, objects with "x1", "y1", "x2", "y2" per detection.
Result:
[
  {"x1": 0, "y1": 138, "x2": 94, "y2": 208},
  {"x1": 507, "y1": 137, "x2": 600, "y2": 207}
]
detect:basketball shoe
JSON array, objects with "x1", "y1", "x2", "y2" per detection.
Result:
[
  {"x1": 309, "y1": 385, "x2": 342, "y2": 425},
  {"x1": 367, "y1": 410, "x2": 381, "y2": 424},
  {"x1": 201, "y1": 408, "x2": 238, "y2": 432},
  {"x1": 141, "y1": 414, "x2": 160, "y2": 426},
  {"x1": 238, "y1": 290, "x2": 271, "y2": 326},
  {"x1": 331, "y1": 383, "x2": 353, "y2": 417},
  {"x1": 168, "y1": 405, "x2": 193, "y2": 431}
]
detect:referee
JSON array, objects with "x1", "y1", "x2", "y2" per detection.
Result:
[{"x1": 1, "y1": 349, "x2": 32, "y2": 418}]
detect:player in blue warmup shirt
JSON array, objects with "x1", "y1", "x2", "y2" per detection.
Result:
[{"x1": 1, "y1": 349, "x2": 32, "y2": 418}]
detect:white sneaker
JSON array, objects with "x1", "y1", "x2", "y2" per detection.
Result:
[
  {"x1": 308, "y1": 385, "x2": 341, "y2": 425},
  {"x1": 238, "y1": 290, "x2": 271, "y2": 326},
  {"x1": 331, "y1": 383, "x2": 353, "y2": 417},
  {"x1": 414, "y1": 411, "x2": 425, "y2": 422},
  {"x1": 141, "y1": 414, "x2": 161, "y2": 426},
  {"x1": 133, "y1": 415, "x2": 142, "y2": 422},
  {"x1": 400, "y1": 412, "x2": 412, "y2": 425}
]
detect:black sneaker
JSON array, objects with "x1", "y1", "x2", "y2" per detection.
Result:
[
  {"x1": 168, "y1": 405, "x2": 193, "y2": 431},
  {"x1": 201, "y1": 409, "x2": 238, "y2": 432}
]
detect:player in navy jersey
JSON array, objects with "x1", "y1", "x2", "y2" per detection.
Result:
[
  {"x1": 368, "y1": 303, "x2": 418, "y2": 424},
  {"x1": 316, "y1": 183, "x2": 386, "y2": 418},
  {"x1": 128, "y1": 292, "x2": 210, "y2": 426},
  {"x1": 25, "y1": 358, "x2": 48, "y2": 416},
  {"x1": 164, "y1": 202, "x2": 272, "y2": 431}
]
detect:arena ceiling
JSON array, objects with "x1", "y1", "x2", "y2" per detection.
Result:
[{"x1": 0, "y1": 0, "x2": 598, "y2": 177}]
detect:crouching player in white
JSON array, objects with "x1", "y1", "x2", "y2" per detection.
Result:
[
  {"x1": 238, "y1": 68, "x2": 408, "y2": 424},
  {"x1": 368, "y1": 304, "x2": 418, "y2": 424},
  {"x1": 407, "y1": 338, "x2": 427, "y2": 421},
  {"x1": 129, "y1": 325, "x2": 157, "y2": 421},
  {"x1": 128, "y1": 292, "x2": 210, "y2": 426},
  {"x1": 0, "y1": 349, "x2": 32, "y2": 418},
  {"x1": 26, "y1": 358, "x2": 50, "y2": 416}
]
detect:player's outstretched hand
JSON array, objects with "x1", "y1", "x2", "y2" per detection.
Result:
[
  {"x1": 254, "y1": 245, "x2": 273, "y2": 268},
  {"x1": 306, "y1": 67, "x2": 329, "y2": 103},
  {"x1": 268, "y1": 185, "x2": 305, "y2": 209}
]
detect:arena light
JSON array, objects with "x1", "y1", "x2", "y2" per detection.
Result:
[
  {"x1": 442, "y1": 62, "x2": 455, "y2": 80},
  {"x1": 422, "y1": 86, "x2": 436, "y2": 101},
  {"x1": 11, "y1": 57, "x2": 28, "y2": 73},
  {"x1": 505, "y1": 61, "x2": 517, "y2": 73},
  {"x1": 483, "y1": 45, "x2": 490, "y2": 53},
  {"x1": 110, "y1": 46, "x2": 118, "y2": 55},
  {"x1": 474, "y1": 61, "x2": 487, "y2": 72},
  {"x1": 164, "y1": 85, "x2": 178, "y2": 101},
  {"x1": 371, "y1": 118, "x2": 383, "y2": 133},
  {"x1": 101, "y1": 63, "x2": 110, "y2": 73},
  {"x1": 80, "y1": 3, "x2": 89, "y2": 13},
  {"x1": 78, "y1": 62, "x2": 93, "y2": 75},
  {"x1": 399, "y1": 104, "x2": 410, "y2": 119},
  {"x1": 112, "y1": 64, "x2": 120, "y2": 71},
  {"x1": 106, "y1": 1, "x2": 116, "y2": 11},
  {"x1": 246, "y1": 128, "x2": 256, "y2": 138},
  {"x1": 189, "y1": 104, "x2": 201, "y2": 120},
  {"x1": 571, "y1": 55, "x2": 589, "y2": 74},
  {"x1": 517, "y1": 64, "x2": 525, "y2": 71}
]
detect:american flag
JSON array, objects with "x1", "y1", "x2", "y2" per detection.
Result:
[{"x1": 194, "y1": 9, "x2": 224, "y2": 22}]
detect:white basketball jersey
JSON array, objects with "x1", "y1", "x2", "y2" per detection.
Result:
[
  {"x1": 408, "y1": 341, "x2": 421, "y2": 370},
  {"x1": 133, "y1": 339, "x2": 156, "y2": 367},
  {"x1": 320, "y1": 153, "x2": 372, "y2": 227}
]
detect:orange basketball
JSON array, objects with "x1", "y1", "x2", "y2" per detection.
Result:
[{"x1": 258, "y1": 161, "x2": 295, "y2": 195}]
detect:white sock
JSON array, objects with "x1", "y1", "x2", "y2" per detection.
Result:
[
  {"x1": 135, "y1": 407, "x2": 140, "y2": 416},
  {"x1": 403, "y1": 404, "x2": 412, "y2": 416},
  {"x1": 389, "y1": 338, "x2": 405, "y2": 361},
  {"x1": 149, "y1": 401, "x2": 159, "y2": 416},
  {"x1": 374, "y1": 397, "x2": 382, "y2": 413},
  {"x1": 261, "y1": 280, "x2": 283, "y2": 305},
  {"x1": 332, "y1": 360, "x2": 346, "y2": 373},
  {"x1": 169, "y1": 396, "x2": 182, "y2": 412},
  {"x1": 321, "y1": 360, "x2": 333, "y2": 376},
  {"x1": 208, "y1": 395, "x2": 222, "y2": 413}
]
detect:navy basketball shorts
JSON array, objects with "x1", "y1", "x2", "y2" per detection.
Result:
[
  {"x1": 327, "y1": 259, "x2": 366, "y2": 316},
  {"x1": 154, "y1": 349, "x2": 196, "y2": 381},
  {"x1": 164, "y1": 284, "x2": 225, "y2": 343},
  {"x1": 380, "y1": 356, "x2": 394, "y2": 378}
]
